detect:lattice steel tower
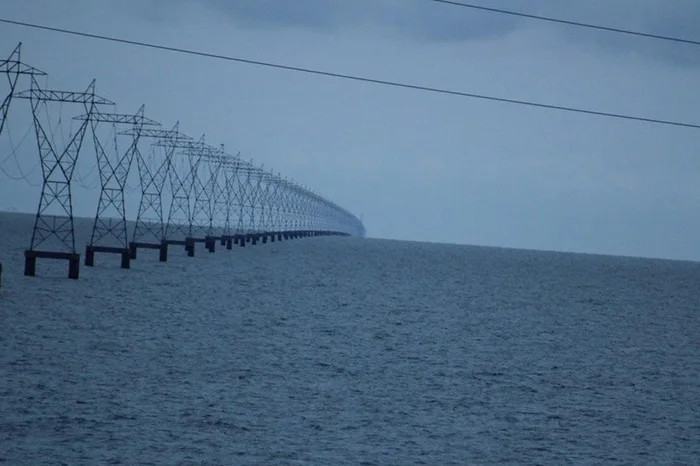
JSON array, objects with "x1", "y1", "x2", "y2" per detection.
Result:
[
  {"x1": 17, "y1": 76, "x2": 113, "y2": 279},
  {"x1": 129, "y1": 122, "x2": 191, "y2": 262},
  {"x1": 81, "y1": 105, "x2": 159, "y2": 268},
  {"x1": 0, "y1": 43, "x2": 45, "y2": 286}
]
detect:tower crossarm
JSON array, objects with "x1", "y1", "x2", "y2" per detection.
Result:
[
  {"x1": 16, "y1": 88, "x2": 114, "y2": 105},
  {"x1": 0, "y1": 59, "x2": 46, "y2": 76},
  {"x1": 155, "y1": 138, "x2": 210, "y2": 151},
  {"x1": 200, "y1": 152, "x2": 239, "y2": 166},
  {"x1": 120, "y1": 128, "x2": 192, "y2": 140},
  {"x1": 74, "y1": 112, "x2": 160, "y2": 126},
  {"x1": 0, "y1": 43, "x2": 46, "y2": 76},
  {"x1": 236, "y1": 166, "x2": 264, "y2": 176}
]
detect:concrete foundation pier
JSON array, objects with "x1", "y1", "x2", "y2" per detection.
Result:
[
  {"x1": 185, "y1": 237, "x2": 195, "y2": 257},
  {"x1": 85, "y1": 245, "x2": 131, "y2": 269},
  {"x1": 205, "y1": 236, "x2": 216, "y2": 253},
  {"x1": 25, "y1": 250, "x2": 80, "y2": 279}
]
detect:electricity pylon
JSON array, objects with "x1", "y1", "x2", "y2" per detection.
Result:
[
  {"x1": 79, "y1": 105, "x2": 159, "y2": 268},
  {"x1": 17, "y1": 76, "x2": 114, "y2": 279},
  {"x1": 0, "y1": 43, "x2": 45, "y2": 286},
  {"x1": 128, "y1": 123, "x2": 192, "y2": 261}
]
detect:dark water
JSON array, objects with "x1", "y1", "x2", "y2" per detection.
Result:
[{"x1": 1, "y1": 213, "x2": 699, "y2": 464}]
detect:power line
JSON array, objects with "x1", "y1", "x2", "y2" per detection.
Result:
[
  {"x1": 0, "y1": 122, "x2": 40, "y2": 186},
  {"x1": 429, "y1": 0, "x2": 700, "y2": 46},
  {"x1": 1, "y1": 17, "x2": 699, "y2": 130}
]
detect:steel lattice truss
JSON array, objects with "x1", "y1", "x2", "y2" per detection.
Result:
[
  {"x1": 16, "y1": 76, "x2": 114, "y2": 253},
  {"x1": 187, "y1": 142, "x2": 224, "y2": 238},
  {"x1": 129, "y1": 123, "x2": 192, "y2": 245},
  {"x1": 161, "y1": 136, "x2": 206, "y2": 240},
  {"x1": 78, "y1": 105, "x2": 160, "y2": 249},
  {"x1": 1, "y1": 43, "x2": 45, "y2": 138},
  {"x1": 259, "y1": 171, "x2": 279, "y2": 232},
  {"x1": 206, "y1": 150, "x2": 232, "y2": 238},
  {"x1": 235, "y1": 162, "x2": 265, "y2": 234}
]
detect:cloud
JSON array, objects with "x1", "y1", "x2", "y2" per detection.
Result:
[
  {"x1": 528, "y1": 0, "x2": 700, "y2": 67},
  {"x1": 196, "y1": 0, "x2": 520, "y2": 40},
  {"x1": 191, "y1": 0, "x2": 700, "y2": 66},
  {"x1": 1, "y1": 0, "x2": 699, "y2": 260}
]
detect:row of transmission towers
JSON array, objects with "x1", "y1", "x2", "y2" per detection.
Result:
[{"x1": 1, "y1": 43, "x2": 365, "y2": 280}]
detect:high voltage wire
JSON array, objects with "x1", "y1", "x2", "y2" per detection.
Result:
[
  {"x1": 429, "y1": 0, "x2": 700, "y2": 46},
  {"x1": 1, "y1": 17, "x2": 699, "y2": 130},
  {"x1": 0, "y1": 123, "x2": 39, "y2": 186}
]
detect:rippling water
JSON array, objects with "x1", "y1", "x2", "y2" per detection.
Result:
[{"x1": 1, "y1": 212, "x2": 699, "y2": 464}]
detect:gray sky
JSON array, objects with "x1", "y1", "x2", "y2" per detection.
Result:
[{"x1": 1, "y1": 0, "x2": 699, "y2": 261}]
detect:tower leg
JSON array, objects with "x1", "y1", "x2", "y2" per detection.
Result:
[
  {"x1": 159, "y1": 241, "x2": 168, "y2": 262},
  {"x1": 85, "y1": 246, "x2": 95, "y2": 267},
  {"x1": 68, "y1": 254, "x2": 80, "y2": 280},
  {"x1": 120, "y1": 250, "x2": 130, "y2": 269},
  {"x1": 24, "y1": 251, "x2": 36, "y2": 277},
  {"x1": 129, "y1": 242, "x2": 138, "y2": 259},
  {"x1": 158, "y1": 240, "x2": 168, "y2": 262}
]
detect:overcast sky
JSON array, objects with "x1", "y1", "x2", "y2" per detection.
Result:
[{"x1": 1, "y1": 0, "x2": 699, "y2": 260}]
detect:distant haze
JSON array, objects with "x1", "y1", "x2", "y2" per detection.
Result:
[{"x1": 1, "y1": 0, "x2": 699, "y2": 261}]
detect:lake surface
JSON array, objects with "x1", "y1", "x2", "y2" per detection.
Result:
[{"x1": 1, "y1": 212, "x2": 699, "y2": 464}]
